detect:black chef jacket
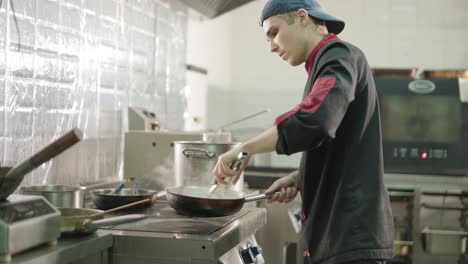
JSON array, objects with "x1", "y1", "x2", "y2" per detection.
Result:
[{"x1": 275, "y1": 33, "x2": 394, "y2": 264}]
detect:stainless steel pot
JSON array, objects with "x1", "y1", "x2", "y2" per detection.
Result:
[
  {"x1": 19, "y1": 185, "x2": 85, "y2": 208},
  {"x1": 173, "y1": 141, "x2": 243, "y2": 191}
]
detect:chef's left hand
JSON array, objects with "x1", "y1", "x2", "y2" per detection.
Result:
[
  {"x1": 265, "y1": 170, "x2": 299, "y2": 203},
  {"x1": 212, "y1": 148, "x2": 250, "y2": 185}
]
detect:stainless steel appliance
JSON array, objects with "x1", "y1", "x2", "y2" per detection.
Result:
[
  {"x1": 8, "y1": 232, "x2": 112, "y2": 264},
  {"x1": 244, "y1": 167, "x2": 303, "y2": 264},
  {"x1": 375, "y1": 75, "x2": 468, "y2": 175},
  {"x1": 125, "y1": 106, "x2": 204, "y2": 186},
  {"x1": 128, "y1": 107, "x2": 160, "y2": 131},
  {"x1": 98, "y1": 203, "x2": 266, "y2": 263},
  {"x1": 0, "y1": 194, "x2": 60, "y2": 262},
  {"x1": 123, "y1": 131, "x2": 203, "y2": 185}
]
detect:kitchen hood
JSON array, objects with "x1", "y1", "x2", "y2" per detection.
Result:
[{"x1": 179, "y1": 0, "x2": 255, "y2": 18}]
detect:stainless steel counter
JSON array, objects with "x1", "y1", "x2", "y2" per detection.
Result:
[
  {"x1": 9, "y1": 232, "x2": 112, "y2": 264},
  {"x1": 384, "y1": 173, "x2": 468, "y2": 192},
  {"x1": 98, "y1": 207, "x2": 267, "y2": 264}
]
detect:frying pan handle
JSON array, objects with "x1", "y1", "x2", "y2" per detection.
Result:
[
  {"x1": 0, "y1": 128, "x2": 82, "y2": 200},
  {"x1": 6, "y1": 128, "x2": 82, "y2": 179},
  {"x1": 85, "y1": 214, "x2": 147, "y2": 230},
  {"x1": 244, "y1": 193, "x2": 274, "y2": 203},
  {"x1": 156, "y1": 191, "x2": 167, "y2": 199},
  {"x1": 182, "y1": 148, "x2": 216, "y2": 159}
]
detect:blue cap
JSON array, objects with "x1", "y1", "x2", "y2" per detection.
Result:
[{"x1": 260, "y1": 0, "x2": 345, "y2": 35}]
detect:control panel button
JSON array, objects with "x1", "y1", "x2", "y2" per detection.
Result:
[
  {"x1": 410, "y1": 148, "x2": 418, "y2": 158},
  {"x1": 399, "y1": 148, "x2": 408, "y2": 158},
  {"x1": 240, "y1": 244, "x2": 262, "y2": 264}
]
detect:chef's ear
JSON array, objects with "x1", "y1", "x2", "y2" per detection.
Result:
[{"x1": 296, "y1": 9, "x2": 309, "y2": 26}]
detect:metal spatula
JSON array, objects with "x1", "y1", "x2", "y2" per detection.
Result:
[{"x1": 208, "y1": 151, "x2": 248, "y2": 195}]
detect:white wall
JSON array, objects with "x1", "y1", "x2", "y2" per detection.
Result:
[
  {"x1": 325, "y1": 0, "x2": 468, "y2": 68},
  {"x1": 186, "y1": 9, "x2": 233, "y2": 130},
  {"x1": 187, "y1": 0, "x2": 468, "y2": 167}
]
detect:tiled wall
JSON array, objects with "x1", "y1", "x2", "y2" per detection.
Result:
[
  {"x1": 324, "y1": 0, "x2": 468, "y2": 69},
  {"x1": 0, "y1": 0, "x2": 188, "y2": 186}
]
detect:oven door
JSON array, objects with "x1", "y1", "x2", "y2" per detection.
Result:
[{"x1": 376, "y1": 77, "x2": 468, "y2": 176}]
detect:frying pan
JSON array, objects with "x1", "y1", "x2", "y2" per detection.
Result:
[
  {"x1": 0, "y1": 128, "x2": 82, "y2": 200},
  {"x1": 89, "y1": 153, "x2": 267, "y2": 216},
  {"x1": 90, "y1": 188, "x2": 160, "y2": 211},
  {"x1": 58, "y1": 208, "x2": 146, "y2": 237},
  {"x1": 165, "y1": 186, "x2": 272, "y2": 217},
  {"x1": 91, "y1": 186, "x2": 273, "y2": 217},
  {"x1": 164, "y1": 151, "x2": 273, "y2": 217}
]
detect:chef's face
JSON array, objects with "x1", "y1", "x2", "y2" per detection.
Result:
[{"x1": 263, "y1": 11, "x2": 309, "y2": 66}]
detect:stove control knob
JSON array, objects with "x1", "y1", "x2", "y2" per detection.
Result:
[
  {"x1": 250, "y1": 245, "x2": 262, "y2": 256},
  {"x1": 240, "y1": 244, "x2": 262, "y2": 263}
]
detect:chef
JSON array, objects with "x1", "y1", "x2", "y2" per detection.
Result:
[{"x1": 212, "y1": 0, "x2": 394, "y2": 263}]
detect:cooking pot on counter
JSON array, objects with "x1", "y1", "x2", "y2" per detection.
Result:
[
  {"x1": 19, "y1": 185, "x2": 85, "y2": 208},
  {"x1": 173, "y1": 141, "x2": 244, "y2": 192}
]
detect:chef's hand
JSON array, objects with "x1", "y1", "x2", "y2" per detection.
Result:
[
  {"x1": 265, "y1": 170, "x2": 299, "y2": 203},
  {"x1": 212, "y1": 148, "x2": 250, "y2": 185}
]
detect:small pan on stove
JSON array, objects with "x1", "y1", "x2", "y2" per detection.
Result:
[
  {"x1": 59, "y1": 208, "x2": 147, "y2": 237},
  {"x1": 164, "y1": 186, "x2": 272, "y2": 217},
  {"x1": 90, "y1": 188, "x2": 159, "y2": 211}
]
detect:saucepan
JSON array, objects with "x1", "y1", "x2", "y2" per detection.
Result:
[
  {"x1": 19, "y1": 184, "x2": 86, "y2": 208},
  {"x1": 165, "y1": 186, "x2": 273, "y2": 217},
  {"x1": 59, "y1": 208, "x2": 146, "y2": 237}
]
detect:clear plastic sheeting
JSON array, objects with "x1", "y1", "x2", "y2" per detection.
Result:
[{"x1": 0, "y1": 0, "x2": 188, "y2": 186}]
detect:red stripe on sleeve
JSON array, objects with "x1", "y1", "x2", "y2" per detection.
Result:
[
  {"x1": 300, "y1": 76, "x2": 336, "y2": 113},
  {"x1": 275, "y1": 105, "x2": 301, "y2": 125},
  {"x1": 274, "y1": 76, "x2": 336, "y2": 125}
]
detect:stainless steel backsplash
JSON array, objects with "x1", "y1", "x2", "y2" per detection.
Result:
[{"x1": 0, "y1": 0, "x2": 188, "y2": 186}]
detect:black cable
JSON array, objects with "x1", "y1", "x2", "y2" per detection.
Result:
[{"x1": 9, "y1": 0, "x2": 21, "y2": 51}]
